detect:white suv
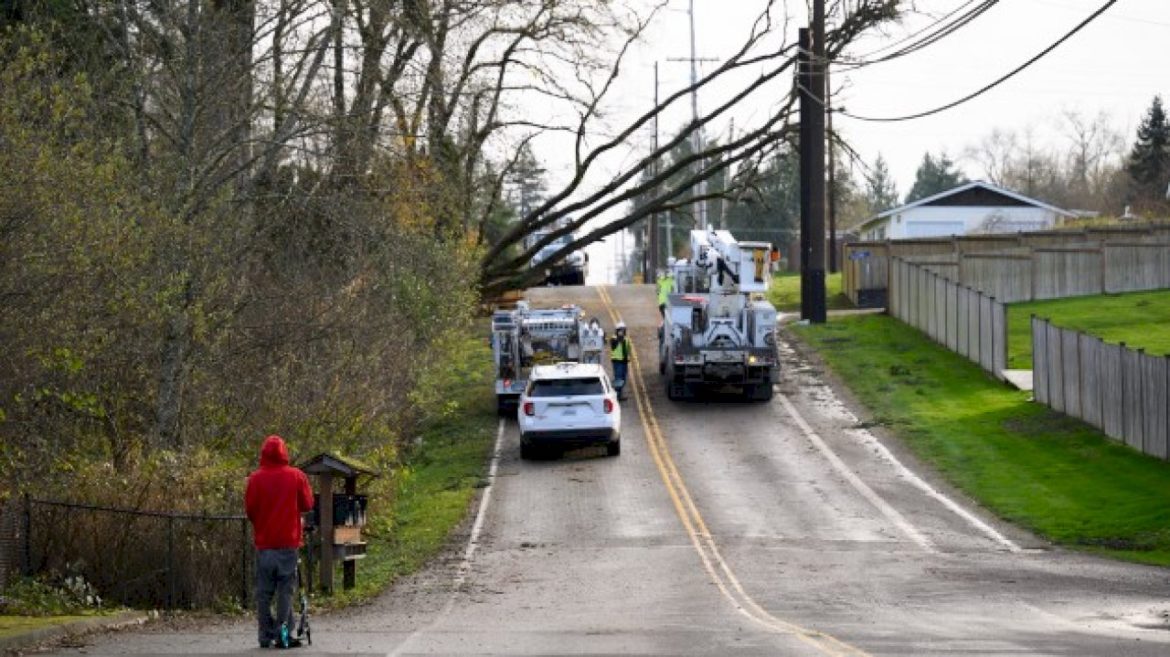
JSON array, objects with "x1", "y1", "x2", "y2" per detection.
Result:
[{"x1": 517, "y1": 362, "x2": 621, "y2": 459}]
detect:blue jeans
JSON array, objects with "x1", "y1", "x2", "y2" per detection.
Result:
[
  {"x1": 255, "y1": 548, "x2": 297, "y2": 643},
  {"x1": 612, "y1": 360, "x2": 628, "y2": 396}
]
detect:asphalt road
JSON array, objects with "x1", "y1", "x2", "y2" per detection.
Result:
[{"x1": 45, "y1": 284, "x2": 1169, "y2": 656}]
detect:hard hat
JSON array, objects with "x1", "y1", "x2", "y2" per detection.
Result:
[{"x1": 615, "y1": 321, "x2": 626, "y2": 330}]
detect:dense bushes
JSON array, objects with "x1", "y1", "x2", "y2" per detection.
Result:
[{"x1": 0, "y1": 29, "x2": 479, "y2": 511}]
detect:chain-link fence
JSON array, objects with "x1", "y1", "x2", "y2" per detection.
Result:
[
  {"x1": 0, "y1": 497, "x2": 17, "y2": 591},
  {"x1": 20, "y1": 495, "x2": 251, "y2": 610}
]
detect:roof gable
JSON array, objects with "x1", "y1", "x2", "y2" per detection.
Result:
[
  {"x1": 859, "y1": 181, "x2": 1073, "y2": 231},
  {"x1": 924, "y1": 186, "x2": 1030, "y2": 207}
]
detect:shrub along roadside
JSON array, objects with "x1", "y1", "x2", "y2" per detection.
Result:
[
  {"x1": 1006, "y1": 289, "x2": 1170, "y2": 369},
  {"x1": 315, "y1": 332, "x2": 497, "y2": 608},
  {"x1": 2, "y1": 331, "x2": 496, "y2": 618},
  {"x1": 790, "y1": 314, "x2": 1170, "y2": 566}
]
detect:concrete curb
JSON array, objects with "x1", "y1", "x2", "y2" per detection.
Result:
[{"x1": 0, "y1": 611, "x2": 149, "y2": 655}]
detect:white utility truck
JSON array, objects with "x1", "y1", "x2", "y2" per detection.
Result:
[
  {"x1": 491, "y1": 301, "x2": 605, "y2": 415},
  {"x1": 658, "y1": 230, "x2": 778, "y2": 401}
]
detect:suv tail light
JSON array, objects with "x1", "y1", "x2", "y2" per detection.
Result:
[
  {"x1": 603, "y1": 398, "x2": 614, "y2": 414},
  {"x1": 522, "y1": 401, "x2": 535, "y2": 416}
]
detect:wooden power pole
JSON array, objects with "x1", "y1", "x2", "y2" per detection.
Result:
[{"x1": 799, "y1": 2, "x2": 827, "y2": 323}]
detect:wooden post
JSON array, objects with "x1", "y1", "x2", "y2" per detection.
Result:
[
  {"x1": 240, "y1": 518, "x2": 249, "y2": 607},
  {"x1": 318, "y1": 473, "x2": 333, "y2": 594},
  {"x1": 22, "y1": 493, "x2": 31, "y2": 577},
  {"x1": 343, "y1": 477, "x2": 356, "y2": 590}
]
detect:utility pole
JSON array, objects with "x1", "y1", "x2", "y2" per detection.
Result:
[
  {"x1": 718, "y1": 117, "x2": 734, "y2": 231},
  {"x1": 688, "y1": 0, "x2": 705, "y2": 231},
  {"x1": 667, "y1": 1, "x2": 717, "y2": 232},
  {"x1": 799, "y1": 0, "x2": 827, "y2": 323},
  {"x1": 827, "y1": 65, "x2": 838, "y2": 274},
  {"x1": 648, "y1": 62, "x2": 661, "y2": 284}
]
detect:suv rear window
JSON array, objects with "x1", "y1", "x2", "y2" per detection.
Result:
[{"x1": 529, "y1": 377, "x2": 604, "y2": 397}]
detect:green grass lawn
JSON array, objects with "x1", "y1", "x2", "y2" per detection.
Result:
[
  {"x1": 1006, "y1": 289, "x2": 1170, "y2": 369},
  {"x1": 769, "y1": 271, "x2": 851, "y2": 312},
  {"x1": 792, "y1": 314, "x2": 1170, "y2": 566},
  {"x1": 0, "y1": 614, "x2": 99, "y2": 639}
]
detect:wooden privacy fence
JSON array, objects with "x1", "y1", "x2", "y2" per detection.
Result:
[
  {"x1": 842, "y1": 224, "x2": 1170, "y2": 305},
  {"x1": 889, "y1": 257, "x2": 1007, "y2": 380},
  {"x1": 1032, "y1": 317, "x2": 1170, "y2": 461}
]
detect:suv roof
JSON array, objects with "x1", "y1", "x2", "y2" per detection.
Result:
[{"x1": 530, "y1": 362, "x2": 606, "y2": 381}]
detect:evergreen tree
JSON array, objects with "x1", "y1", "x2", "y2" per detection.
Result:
[
  {"x1": 1126, "y1": 95, "x2": 1170, "y2": 211},
  {"x1": 506, "y1": 143, "x2": 548, "y2": 218},
  {"x1": 865, "y1": 153, "x2": 900, "y2": 214},
  {"x1": 905, "y1": 152, "x2": 965, "y2": 203},
  {"x1": 723, "y1": 149, "x2": 801, "y2": 250}
]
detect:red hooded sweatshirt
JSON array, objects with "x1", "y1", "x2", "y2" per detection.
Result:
[{"x1": 245, "y1": 435, "x2": 314, "y2": 550}]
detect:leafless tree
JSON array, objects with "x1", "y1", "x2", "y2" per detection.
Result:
[
  {"x1": 477, "y1": 0, "x2": 902, "y2": 296},
  {"x1": 1060, "y1": 108, "x2": 1124, "y2": 209}
]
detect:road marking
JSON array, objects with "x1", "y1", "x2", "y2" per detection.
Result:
[
  {"x1": 839, "y1": 409, "x2": 1022, "y2": 553},
  {"x1": 454, "y1": 417, "x2": 506, "y2": 587},
  {"x1": 775, "y1": 340, "x2": 1022, "y2": 553},
  {"x1": 387, "y1": 418, "x2": 505, "y2": 657},
  {"x1": 778, "y1": 394, "x2": 938, "y2": 554},
  {"x1": 597, "y1": 286, "x2": 871, "y2": 657}
]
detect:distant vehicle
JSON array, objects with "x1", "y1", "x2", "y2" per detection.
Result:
[
  {"x1": 527, "y1": 231, "x2": 588, "y2": 286},
  {"x1": 490, "y1": 303, "x2": 604, "y2": 415},
  {"x1": 517, "y1": 362, "x2": 621, "y2": 459}
]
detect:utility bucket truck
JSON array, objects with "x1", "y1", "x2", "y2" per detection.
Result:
[
  {"x1": 659, "y1": 230, "x2": 778, "y2": 401},
  {"x1": 491, "y1": 302, "x2": 605, "y2": 415}
]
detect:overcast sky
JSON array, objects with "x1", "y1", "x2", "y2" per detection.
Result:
[{"x1": 571, "y1": 0, "x2": 1169, "y2": 282}]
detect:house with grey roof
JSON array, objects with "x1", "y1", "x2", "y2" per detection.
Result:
[{"x1": 858, "y1": 181, "x2": 1075, "y2": 241}]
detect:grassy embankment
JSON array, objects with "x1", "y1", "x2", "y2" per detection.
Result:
[
  {"x1": 1005, "y1": 288, "x2": 1170, "y2": 369},
  {"x1": 769, "y1": 271, "x2": 850, "y2": 312},
  {"x1": 0, "y1": 615, "x2": 98, "y2": 639},
  {"x1": 791, "y1": 314, "x2": 1170, "y2": 566},
  {"x1": 321, "y1": 333, "x2": 498, "y2": 607}
]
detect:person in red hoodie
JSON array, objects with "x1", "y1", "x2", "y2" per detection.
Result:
[{"x1": 245, "y1": 435, "x2": 313, "y2": 649}]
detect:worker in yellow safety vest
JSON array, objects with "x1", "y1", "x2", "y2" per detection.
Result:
[
  {"x1": 656, "y1": 269, "x2": 675, "y2": 317},
  {"x1": 610, "y1": 321, "x2": 632, "y2": 400}
]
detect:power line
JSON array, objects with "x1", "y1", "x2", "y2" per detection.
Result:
[
  {"x1": 835, "y1": 0, "x2": 1118, "y2": 123},
  {"x1": 835, "y1": 0, "x2": 999, "y2": 70},
  {"x1": 840, "y1": 0, "x2": 983, "y2": 61}
]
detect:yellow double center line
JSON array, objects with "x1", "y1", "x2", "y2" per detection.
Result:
[{"x1": 597, "y1": 286, "x2": 871, "y2": 657}]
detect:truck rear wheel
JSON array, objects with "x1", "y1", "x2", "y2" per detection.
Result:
[
  {"x1": 497, "y1": 397, "x2": 513, "y2": 417},
  {"x1": 748, "y1": 383, "x2": 774, "y2": 402}
]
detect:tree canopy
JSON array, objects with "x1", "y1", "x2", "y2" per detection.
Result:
[
  {"x1": 1126, "y1": 95, "x2": 1170, "y2": 213},
  {"x1": 864, "y1": 154, "x2": 900, "y2": 214},
  {"x1": 906, "y1": 152, "x2": 966, "y2": 203}
]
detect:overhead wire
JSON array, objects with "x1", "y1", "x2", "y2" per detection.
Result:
[
  {"x1": 832, "y1": 0, "x2": 1119, "y2": 123},
  {"x1": 834, "y1": 0, "x2": 1000, "y2": 70},
  {"x1": 838, "y1": 0, "x2": 984, "y2": 61}
]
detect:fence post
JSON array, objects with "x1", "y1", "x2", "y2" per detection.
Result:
[
  {"x1": 240, "y1": 518, "x2": 249, "y2": 609},
  {"x1": 1165, "y1": 355, "x2": 1170, "y2": 461},
  {"x1": 1030, "y1": 248, "x2": 1040, "y2": 301},
  {"x1": 167, "y1": 515, "x2": 175, "y2": 611},
  {"x1": 1119, "y1": 342, "x2": 1127, "y2": 446},
  {"x1": 22, "y1": 492, "x2": 31, "y2": 577}
]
